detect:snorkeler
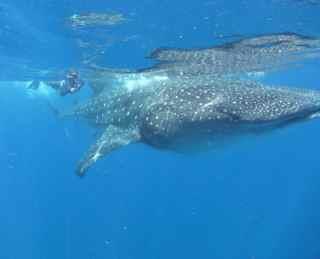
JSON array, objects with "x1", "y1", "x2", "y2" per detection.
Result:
[
  {"x1": 28, "y1": 69, "x2": 84, "y2": 96},
  {"x1": 48, "y1": 69, "x2": 84, "y2": 96}
]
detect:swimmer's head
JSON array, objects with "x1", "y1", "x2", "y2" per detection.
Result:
[{"x1": 60, "y1": 69, "x2": 84, "y2": 96}]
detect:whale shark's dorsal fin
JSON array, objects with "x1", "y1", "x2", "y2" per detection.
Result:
[{"x1": 76, "y1": 126, "x2": 141, "y2": 177}]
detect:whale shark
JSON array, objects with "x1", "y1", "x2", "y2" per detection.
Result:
[
  {"x1": 62, "y1": 32, "x2": 320, "y2": 176},
  {"x1": 67, "y1": 77, "x2": 320, "y2": 176}
]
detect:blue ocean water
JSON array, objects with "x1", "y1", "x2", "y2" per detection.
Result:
[{"x1": 1, "y1": 0, "x2": 320, "y2": 258}]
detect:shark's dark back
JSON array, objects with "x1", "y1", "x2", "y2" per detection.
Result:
[{"x1": 139, "y1": 81, "x2": 320, "y2": 149}]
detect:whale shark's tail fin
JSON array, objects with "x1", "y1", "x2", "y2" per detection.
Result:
[{"x1": 76, "y1": 126, "x2": 141, "y2": 177}]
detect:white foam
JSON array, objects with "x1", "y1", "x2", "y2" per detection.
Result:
[
  {"x1": 246, "y1": 71, "x2": 266, "y2": 78},
  {"x1": 26, "y1": 81, "x2": 57, "y2": 99},
  {"x1": 118, "y1": 74, "x2": 169, "y2": 91},
  {"x1": 0, "y1": 80, "x2": 58, "y2": 99}
]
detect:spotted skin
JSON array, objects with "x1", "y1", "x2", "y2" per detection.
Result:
[
  {"x1": 76, "y1": 126, "x2": 140, "y2": 177},
  {"x1": 63, "y1": 32, "x2": 320, "y2": 176},
  {"x1": 144, "y1": 32, "x2": 320, "y2": 76},
  {"x1": 66, "y1": 78, "x2": 320, "y2": 176},
  {"x1": 140, "y1": 83, "x2": 320, "y2": 148}
]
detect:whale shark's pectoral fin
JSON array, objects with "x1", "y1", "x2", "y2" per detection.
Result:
[{"x1": 76, "y1": 126, "x2": 141, "y2": 177}]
